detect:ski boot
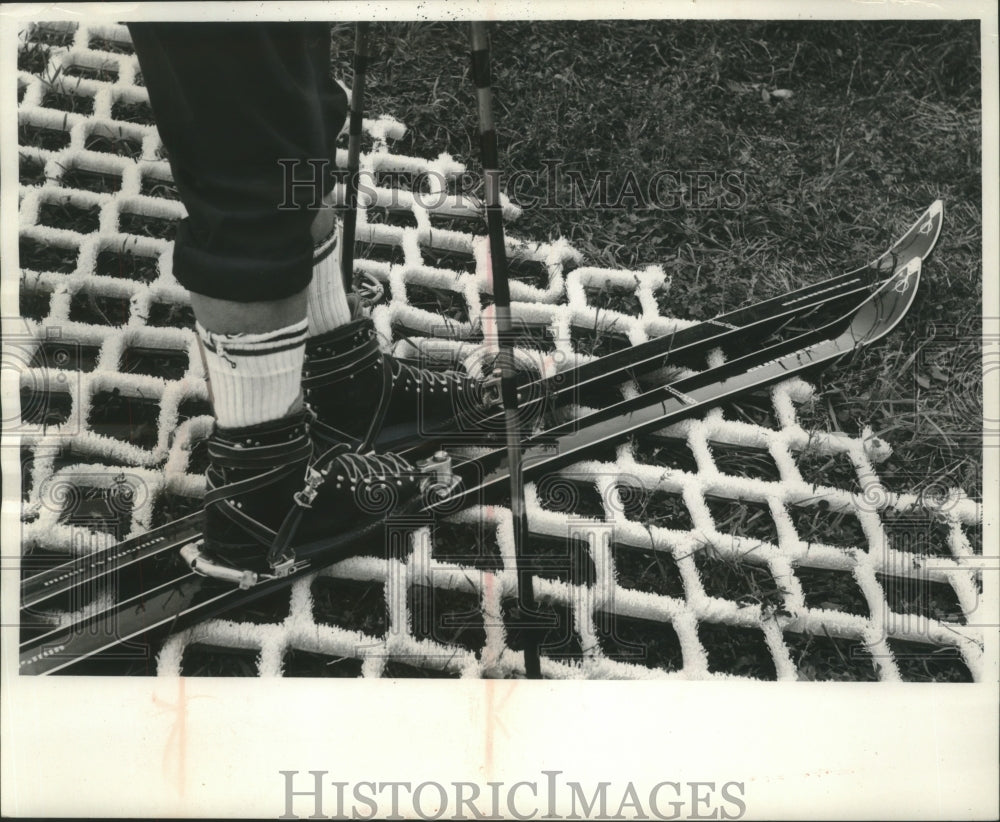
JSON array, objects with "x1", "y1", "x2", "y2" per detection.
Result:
[
  {"x1": 302, "y1": 314, "x2": 503, "y2": 452},
  {"x1": 182, "y1": 409, "x2": 429, "y2": 587}
]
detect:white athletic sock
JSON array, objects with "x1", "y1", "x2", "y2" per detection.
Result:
[
  {"x1": 196, "y1": 319, "x2": 308, "y2": 429},
  {"x1": 306, "y1": 220, "x2": 352, "y2": 335}
]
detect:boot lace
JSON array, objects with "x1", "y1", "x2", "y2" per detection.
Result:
[
  {"x1": 331, "y1": 450, "x2": 419, "y2": 516},
  {"x1": 336, "y1": 450, "x2": 416, "y2": 485},
  {"x1": 393, "y1": 359, "x2": 470, "y2": 392}
]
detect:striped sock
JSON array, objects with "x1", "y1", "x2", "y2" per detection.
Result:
[
  {"x1": 196, "y1": 319, "x2": 308, "y2": 428},
  {"x1": 306, "y1": 220, "x2": 352, "y2": 335}
]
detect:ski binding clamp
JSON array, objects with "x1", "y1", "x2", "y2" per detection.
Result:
[
  {"x1": 180, "y1": 542, "x2": 259, "y2": 590},
  {"x1": 417, "y1": 450, "x2": 461, "y2": 499},
  {"x1": 480, "y1": 368, "x2": 503, "y2": 408}
]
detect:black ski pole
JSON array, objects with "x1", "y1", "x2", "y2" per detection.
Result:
[
  {"x1": 341, "y1": 22, "x2": 371, "y2": 293},
  {"x1": 469, "y1": 21, "x2": 543, "y2": 679}
]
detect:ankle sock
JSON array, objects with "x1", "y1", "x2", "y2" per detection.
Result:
[
  {"x1": 306, "y1": 220, "x2": 352, "y2": 335},
  {"x1": 196, "y1": 319, "x2": 308, "y2": 428}
]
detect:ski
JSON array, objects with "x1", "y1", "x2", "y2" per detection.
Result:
[
  {"x1": 372, "y1": 200, "x2": 942, "y2": 448},
  {"x1": 434, "y1": 256, "x2": 924, "y2": 511},
  {"x1": 524, "y1": 199, "x2": 941, "y2": 401},
  {"x1": 19, "y1": 202, "x2": 941, "y2": 614},
  {"x1": 19, "y1": 249, "x2": 924, "y2": 674},
  {"x1": 20, "y1": 202, "x2": 936, "y2": 615}
]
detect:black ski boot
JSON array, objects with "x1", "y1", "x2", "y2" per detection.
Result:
[
  {"x1": 191, "y1": 409, "x2": 425, "y2": 584},
  {"x1": 302, "y1": 316, "x2": 498, "y2": 451}
]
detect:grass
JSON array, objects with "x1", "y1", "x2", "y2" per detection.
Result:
[
  {"x1": 615, "y1": 483, "x2": 693, "y2": 530},
  {"x1": 585, "y1": 281, "x2": 643, "y2": 316},
  {"x1": 19, "y1": 235, "x2": 77, "y2": 272},
  {"x1": 405, "y1": 282, "x2": 470, "y2": 322},
  {"x1": 41, "y1": 88, "x2": 94, "y2": 115},
  {"x1": 140, "y1": 174, "x2": 179, "y2": 199},
  {"x1": 19, "y1": 122, "x2": 71, "y2": 151},
  {"x1": 16, "y1": 20, "x2": 982, "y2": 680},
  {"x1": 37, "y1": 197, "x2": 100, "y2": 234},
  {"x1": 89, "y1": 34, "x2": 134, "y2": 55},
  {"x1": 795, "y1": 566, "x2": 870, "y2": 617},
  {"x1": 699, "y1": 622, "x2": 777, "y2": 679},
  {"x1": 595, "y1": 612, "x2": 685, "y2": 672},
  {"x1": 786, "y1": 632, "x2": 879, "y2": 681},
  {"x1": 346, "y1": 18, "x2": 981, "y2": 494},
  {"x1": 84, "y1": 127, "x2": 142, "y2": 159},
  {"x1": 312, "y1": 577, "x2": 388, "y2": 636},
  {"x1": 95, "y1": 246, "x2": 159, "y2": 282},
  {"x1": 60, "y1": 165, "x2": 122, "y2": 193},
  {"x1": 409, "y1": 584, "x2": 485, "y2": 655},
  {"x1": 111, "y1": 98, "x2": 155, "y2": 124},
  {"x1": 62, "y1": 61, "x2": 118, "y2": 83},
  {"x1": 25, "y1": 23, "x2": 77, "y2": 48}
]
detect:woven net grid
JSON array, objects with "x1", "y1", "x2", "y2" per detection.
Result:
[{"x1": 13, "y1": 21, "x2": 984, "y2": 680}]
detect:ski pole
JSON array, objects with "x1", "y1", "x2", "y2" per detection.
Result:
[
  {"x1": 469, "y1": 21, "x2": 545, "y2": 679},
  {"x1": 341, "y1": 22, "x2": 371, "y2": 293}
]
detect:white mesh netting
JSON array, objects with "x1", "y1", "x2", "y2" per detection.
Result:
[{"x1": 14, "y1": 21, "x2": 984, "y2": 680}]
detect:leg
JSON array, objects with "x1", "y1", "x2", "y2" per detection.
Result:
[
  {"x1": 130, "y1": 22, "x2": 352, "y2": 338},
  {"x1": 130, "y1": 22, "x2": 343, "y2": 427},
  {"x1": 190, "y1": 290, "x2": 307, "y2": 337},
  {"x1": 128, "y1": 23, "x2": 423, "y2": 573},
  {"x1": 129, "y1": 22, "x2": 346, "y2": 304}
]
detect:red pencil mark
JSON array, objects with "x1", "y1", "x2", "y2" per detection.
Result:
[{"x1": 155, "y1": 677, "x2": 188, "y2": 798}]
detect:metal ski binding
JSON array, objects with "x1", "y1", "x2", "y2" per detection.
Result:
[
  {"x1": 180, "y1": 542, "x2": 259, "y2": 590},
  {"x1": 267, "y1": 554, "x2": 297, "y2": 578},
  {"x1": 417, "y1": 450, "x2": 461, "y2": 499},
  {"x1": 480, "y1": 367, "x2": 503, "y2": 408}
]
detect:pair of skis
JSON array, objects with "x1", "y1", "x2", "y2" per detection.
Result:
[{"x1": 18, "y1": 200, "x2": 943, "y2": 675}]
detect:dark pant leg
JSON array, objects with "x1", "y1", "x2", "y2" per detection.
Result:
[{"x1": 127, "y1": 22, "x2": 348, "y2": 302}]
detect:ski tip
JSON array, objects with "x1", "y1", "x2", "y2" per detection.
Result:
[
  {"x1": 855, "y1": 256, "x2": 922, "y2": 348},
  {"x1": 926, "y1": 199, "x2": 944, "y2": 233},
  {"x1": 916, "y1": 199, "x2": 945, "y2": 261},
  {"x1": 893, "y1": 255, "x2": 922, "y2": 290},
  {"x1": 887, "y1": 255, "x2": 922, "y2": 313}
]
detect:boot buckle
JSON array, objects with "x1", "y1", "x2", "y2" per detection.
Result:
[
  {"x1": 417, "y1": 450, "x2": 461, "y2": 499},
  {"x1": 293, "y1": 467, "x2": 325, "y2": 508}
]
